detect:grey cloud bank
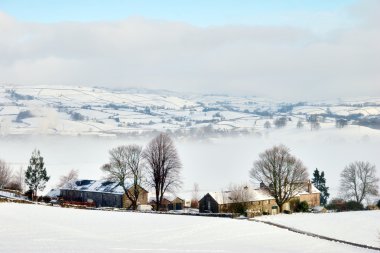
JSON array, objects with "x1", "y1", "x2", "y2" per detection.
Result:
[{"x1": 0, "y1": 0, "x2": 379, "y2": 100}]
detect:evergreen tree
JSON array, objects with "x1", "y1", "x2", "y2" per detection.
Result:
[
  {"x1": 25, "y1": 149, "x2": 50, "y2": 201},
  {"x1": 312, "y1": 168, "x2": 330, "y2": 206}
]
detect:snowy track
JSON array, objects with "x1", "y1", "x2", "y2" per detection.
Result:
[
  {"x1": 255, "y1": 211, "x2": 380, "y2": 248},
  {"x1": 253, "y1": 219, "x2": 380, "y2": 251}
]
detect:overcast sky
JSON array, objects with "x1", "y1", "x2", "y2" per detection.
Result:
[{"x1": 0, "y1": 0, "x2": 379, "y2": 100}]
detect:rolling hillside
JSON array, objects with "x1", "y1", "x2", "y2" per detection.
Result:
[{"x1": 0, "y1": 85, "x2": 379, "y2": 137}]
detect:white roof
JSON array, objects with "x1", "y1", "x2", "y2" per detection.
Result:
[
  {"x1": 148, "y1": 194, "x2": 184, "y2": 203},
  {"x1": 206, "y1": 183, "x2": 320, "y2": 205},
  {"x1": 297, "y1": 184, "x2": 320, "y2": 195},
  {"x1": 61, "y1": 179, "x2": 126, "y2": 195},
  {"x1": 45, "y1": 189, "x2": 61, "y2": 198},
  {"x1": 208, "y1": 187, "x2": 275, "y2": 205}
]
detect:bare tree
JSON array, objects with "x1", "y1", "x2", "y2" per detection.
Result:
[
  {"x1": 57, "y1": 169, "x2": 79, "y2": 189},
  {"x1": 0, "y1": 160, "x2": 12, "y2": 189},
  {"x1": 7, "y1": 167, "x2": 25, "y2": 192},
  {"x1": 124, "y1": 145, "x2": 145, "y2": 209},
  {"x1": 307, "y1": 115, "x2": 320, "y2": 130},
  {"x1": 274, "y1": 117, "x2": 287, "y2": 128},
  {"x1": 191, "y1": 182, "x2": 200, "y2": 208},
  {"x1": 340, "y1": 161, "x2": 379, "y2": 204},
  {"x1": 336, "y1": 118, "x2": 348, "y2": 128},
  {"x1": 296, "y1": 120, "x2": 304, "y2": 129},
  {"x1": 264, "y1": 121, "x2": 271, "y2": 129},
  {"x1": 249, "y1": 145, "x2": 309, "y2": 212},
  {"x1": 143, "y1": 133, "x2": 182, "y2": 211},
  {"x1": 102, "y1": 144, "x2": 144, "y2": 210},
  {"x1": 227, "y1": 183, "x2": 252, "y2": 214},
  {"x1": 311, "y1": 121, "x2": 321, "y2": 130}
]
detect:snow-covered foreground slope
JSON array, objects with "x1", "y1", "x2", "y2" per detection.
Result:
[
  {"x1": 0, "y1": 203, "x2": 377, "y2": 253},
  {"x1": 256, "y1": 211, "x2": 380, "y2": 248}
]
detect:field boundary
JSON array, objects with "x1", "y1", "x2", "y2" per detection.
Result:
[{"x1": 253, "y1": 219, "x2": 380, "y2": 251}]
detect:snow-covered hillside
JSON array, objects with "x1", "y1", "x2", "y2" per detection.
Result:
[
  {"x1": 1, "y1": 85, "x2": 379, "y2": 199},
  {"x1": 0, "y1": 203, "x2": 377, "y2": 253},
  {"x1": 1, "y1": 85, "x2": 379, "y2": 137}
]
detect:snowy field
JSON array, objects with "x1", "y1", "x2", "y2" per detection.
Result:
[
  {"x1": 1, "y1": 85, "x2": 380, "y2": 136},
  {"x1": 255, "y1": 211, "x2": 380, "y2": 248},
  {"x1": 0, "y1": 203, "x2": 378, "y2": 253}
]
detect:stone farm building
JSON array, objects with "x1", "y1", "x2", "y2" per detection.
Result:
[
  {"x1": 199, "y1": 181, "x2": 320, "y2": 216},
  {"x1": 60, "y1": 179, "x2": 148, "y2": 208},
  {"x1": 149, "y1": 196, "x2": 185, "y2": 211}
]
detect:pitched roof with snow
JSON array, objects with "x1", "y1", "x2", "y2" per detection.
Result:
[
  {"x1": 60, "y1": 179, "x2": 148, "y2": 195},
  {"x1": 148, "y1": 195, "x2": 184, "y2": 203},
  {"x1": 207, "y1": 187, "x2": 275, "y2": 205},
  {"x1": 297, "y1": 183, "x2": 320, "y2": 195},
  {"x1": 205, "y1": 182, "x2": 320, "y2": 205},
  {"x1": 45, "y1": 189, "x2": 61, "y2": 198}
]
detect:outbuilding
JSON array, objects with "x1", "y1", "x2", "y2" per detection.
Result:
[{"x1": 60, "y1": 179, "x2": 148, "y2": 208}]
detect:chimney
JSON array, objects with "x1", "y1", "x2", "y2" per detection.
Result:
[{"x1": 307, "y1": 180, "x2": 312, "y2": 193}]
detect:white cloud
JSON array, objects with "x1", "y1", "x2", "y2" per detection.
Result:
[{"x1": 0, "y1": 0, "x2": 379, "y2": 100}]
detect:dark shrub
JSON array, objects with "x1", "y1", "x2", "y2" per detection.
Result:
[
  {"x1": 326, "y1": 198, "x2": 364, "y2": 211},
  {"x1": 297, "y1": 201, "x2": 309, "y2": 212},
  {"x1": 290, "y1": 199, "x2": 309, "y2": 212},
  {"x1": 42, "y1": 196, "x2": 52, "y2": 203},
  {"x1": 24, "y1": 189, "x2": 33, "y2": 200},
  {"x1": 345, "y1": 201, "x2": 364, "y2": 211},
  {"x1": 326, "y1": 198, "x2": 344, "y2": 211},
  {"x1": 229, "y1": 203, "x2": 248, "y2": 215}
]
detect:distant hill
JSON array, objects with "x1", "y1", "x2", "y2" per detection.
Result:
[{"x1": 0, "y1": 85, "x2": 379, "y2": 137}]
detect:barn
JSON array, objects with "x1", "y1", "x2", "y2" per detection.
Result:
[
  {"x1": 60, "y1": 179, "x2": 148, "y2": 208},
  {"x1": 149, "y1": 196, "x2": 186, "y2": 211},
  {"x1": 199, "y1": 181, "x2": 320, "y2": 215}
]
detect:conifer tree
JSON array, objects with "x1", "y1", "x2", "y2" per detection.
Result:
[
  {"x1": 312, "y1": 168, "x2": 330, "y2": 206},
  {"x1": 25, "y1": 149, "x2": 50, "y2": 201}
]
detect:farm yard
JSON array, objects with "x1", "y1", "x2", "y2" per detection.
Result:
[{"x1": 0, "y1": 203, "x2": 378, "y2": 253}]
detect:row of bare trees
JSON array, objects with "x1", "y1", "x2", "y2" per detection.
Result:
[
  {"x1": 0, "y1": 160, "x2": 25, "y2": 192},
  {"x1": 249, "y1": 145, "x2": 379, "y2": 211},
  {"x1": 1, "y1": 150, "x2": 50, "y2": 201},
  {"x1": 56, "y1": 169, "x2": 79, "y2": 189},
  {"x1": 1, "y1": 133, "x2": 182, "y2": 209},
  {"x1": 339, "y1": 161, "x2": 379, "y2": 204},
  {"x1": 101, "y1": 133, "x2": 182, "y2": 210}
]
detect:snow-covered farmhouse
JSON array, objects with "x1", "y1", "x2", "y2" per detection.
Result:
[
  {"x1": 199, "y1": 181, "x2": 320, "y2": 215},
  {"x1": 60, "y1": 179, "x2": 148, "y2": 208}
]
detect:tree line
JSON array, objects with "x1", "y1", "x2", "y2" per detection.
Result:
[
  {"x1": 100, "y1": 133, "x2": 182, "y2": 210},
  {"x1": 248, "y1": 145, "x2": 379, "y2": 212},
  {"x1": 0, "y1": 149, "x2": 49, "y2": 201},
  {"x1": 0, "y1": 133, "x2": 182, "y2": 210},
  {"x1": 1, "y1": 136, "x2": 379, "y2": 212}
]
